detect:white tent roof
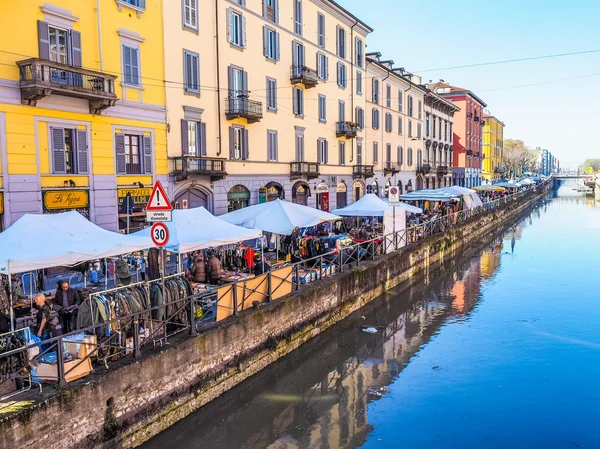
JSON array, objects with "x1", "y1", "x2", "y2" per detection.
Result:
[
  {"x1": 134, "y1": 207, "x2": 262, "y2": 254},
  {"x1": 331, "y1": 194, "x2": 421, "y2": 216},
  {"x1": 0, "y1": 211, "x2": 154, "y2": 274},
  {"x1": 439, "y1": 186, "x2": 477, "y2": 195},
  {"x1": 220, "y1": 199, "x2": 341, "y2": 235}
]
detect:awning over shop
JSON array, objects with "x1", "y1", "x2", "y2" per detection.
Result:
[
  {"x1": 474, "y1": 185, "x2": 506, "y2": 192},
  {"x1": 494, "y1": 181, "x2": 518, "y2": 188},
  {"x1": 133, "y1": 207, "x2": 262, "y2": 254},
  {"x1": 220, "y1": 199, "x2": 341, "y2": 235},
  {"x1": 331, "y1": 194, "x2": 421, "y2": 216},
  {"x1": 0, "y1": 211, "x2": 154, "y2": 274}
]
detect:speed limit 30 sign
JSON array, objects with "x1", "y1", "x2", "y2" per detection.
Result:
[{"x1": 150, "y1": 222, "x2": 169, "y2": 247}]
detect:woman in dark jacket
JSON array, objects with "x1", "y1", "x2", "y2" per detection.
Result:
[{"x1": 189, "y1": 254, "x2": 206, "y2": 283}]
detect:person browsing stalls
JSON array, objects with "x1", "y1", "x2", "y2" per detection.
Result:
[{"x1": 55, "y1": 281, "x2": 81, "y2": 333}]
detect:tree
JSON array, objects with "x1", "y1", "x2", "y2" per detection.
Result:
[
  {"x1": 503, "y1": 139, "x2": 538, "y2": 177},
  {"x1": 582, "y1": 158, "x2": 600, "y2": 173}
]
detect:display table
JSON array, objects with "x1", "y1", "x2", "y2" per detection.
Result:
[{"x1": 220, "y1": 272, "x2": 255, "y2": 283}]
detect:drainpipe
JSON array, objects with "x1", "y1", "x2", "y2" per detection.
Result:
[
  {"x1": 215, "y1": 0, "x2": 223, "y2": 156},
  {"x1": 96, "y1": 0, "x2": 104, "y2": 71},
  {"x1": 349, "y1": 19, "x2": 358, "y2": 164}
]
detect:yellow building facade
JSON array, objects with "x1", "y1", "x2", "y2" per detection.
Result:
[
  {"x1": 482, "y1": 114, "x2": 505, "y2": 182},
  {"x1": 0, "y1": 0, "x2": 167, "y2": 231}
]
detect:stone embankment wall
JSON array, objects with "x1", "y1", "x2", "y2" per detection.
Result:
[{"x1": 0, "y1": 184, "x2": 551, "y2": 449}]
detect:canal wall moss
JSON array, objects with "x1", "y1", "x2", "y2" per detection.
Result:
[{"x1": 0, "y1": 184, "x2": 551, "y2": 449}]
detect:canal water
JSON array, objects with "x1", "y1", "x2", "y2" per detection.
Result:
[{"x1": 142, "y1": 182, "x2": 599, "y2": 449}]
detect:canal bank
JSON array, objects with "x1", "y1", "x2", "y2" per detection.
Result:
[{"x1": 0, "y1": 183, "x2": 552, "y2": 449}]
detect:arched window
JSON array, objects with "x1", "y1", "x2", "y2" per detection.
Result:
[
  {"x1": 292, "y1": 181, "x2": 310, "y2": 205},
  {"x1": 265, "y1": 181, "x2": 284, "y2": 201},
  {"x1": 397, "y1": 180, "x2": 403, "y2": 194},
  {"x1": 336, "y1": 181, "x2": 347, "y2": 208},
  {"x1": 227, "y1": 185, "x2": 250, "y2": 212}
]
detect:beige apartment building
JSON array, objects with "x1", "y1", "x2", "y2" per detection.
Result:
[
  {"x1": 365, "y1": 53, "x2": 425, "y2": 196},
  {"x1": 165, "y1": 0, "x2": 372, "y2": 214}
]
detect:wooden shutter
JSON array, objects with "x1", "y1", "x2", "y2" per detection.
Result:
[
  {"x1": 242, "y1": 129, "x2": 249, "y2": 160},
  {"x1": 38, "y1": 21, "x2": 50, "y2": 60},
  {"x1": 229, "y1": 127, "x2": 235, "y2": 159},
  {"x1": 242, "y1": 70, "x2": 248, "y2": 93},
  {"x1": 227, "y1": 8, "x2": 233, "y2": 43},
  {"x1": 262, "y1": 0, "x2": 267, "y2": 17},
  {"x1": 325, "y1": 56, "x2": 329, "y2": 80},
  {"x1": 274, "y1": 0, "x2": 279, "y2": 23},
  {"x1": 263, "y1": 26, "x2": 268, "y2": 57},
  {"x1": 241, "y1": 14, "x2": 247, "y2": 47},
  {"x1": 51, "y1": 127, "x2": 66, "y2": 174},
  {"x1": 227, "y1": 65, "x2": 234, "y2": 95},
  {"x1": 273, "y1": 131, "x2": 278, "y2": 161},
  {"x1": 71, "y1": 30, "x2": 82, "y2": 67},
  {"x1": 181, "y1": 119, "x2": 189, "y2": 155},
  {"x1": 325, "y1": 140, "x2": 329, "y2": 164},
  {"x1": 200, "y1": 122, "x2": 207, "y2": 156},
  {"x1": 76, "y1": 129, "x2": 88, "y2": 174},
  {"x1": 275, "y1": 31, "x2": 280, "y2": 61},
  {"x1": 316, "y1": 53, "x2": 321, "y2": 76},
  {"x1": 115, "y1": 133, "x2": 126, "y2": 174},
  {"x1": 143, "y1": 135, "x2": 152, "y2": 174},
  {"x1": 139, "y1": 0, "x2": 146, "y2": 8},
  {"x1": 293, "y1": 88, "x2": 298, "y2": 115}
]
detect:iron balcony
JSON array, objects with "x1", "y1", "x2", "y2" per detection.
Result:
[
  {"x1": 171, "y1": 156, "x2": 227, "y2": 181},
  {"x1": 353, "y1": 165, "x2": 374, "y2": 179},
  {"x1": 225, "y1": 96, "x2": 263, "y2": 123},
  {"x1": 417, "y1": 163, "x2": 432, "y2": 174},
  {"x1": 384, "y1": 162, "x2": 400, "y2": 176},
  {"x1": 290, "y1": 162, "x2": 320, "y2": 180},
  {"x1": 290, "y1": 65, "x2": 319, "y2": 88},
  {"x1": 336, "y1": 122, "x2": 359, "y2": 139}
]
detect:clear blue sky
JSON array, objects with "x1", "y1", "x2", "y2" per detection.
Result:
[{"x1": 340, "y1": 0, "x2": 600, "y2": 168}]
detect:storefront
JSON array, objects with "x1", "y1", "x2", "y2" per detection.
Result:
[
  {"x1": 265, "y1": 182, "x2": 284, "y2": 202},
  {"x1": 292, "y1": 181, "x2": 310, "y2": 206},
  {"x1": 42, "y1": 189, "x2": 90, "y2": 219},
  {"x1": 174, "y1": 185, "x2": 210, "y2": 211},
  {"x1": 227, "y1": 185, "x2": 251, "y2": 212},
  {"x1": 353, "y1": 180, "x2": 365, "y2": 202},
  {"x1": 336, "y1": 181, "x2": 347, "y2": 209},
  {"x1": 117, "y1": 187, "x2": 152, "y2": 234},
  {"x1": 397, "y1": 180, "x2": 403, "y2": 194},
  {"x1": 315, "y1": 182, "x2": 330, "y2": 212}
]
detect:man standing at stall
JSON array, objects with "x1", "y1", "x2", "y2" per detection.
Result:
[
  {"x1": 206, "y1": 251, "x2": 223, "y2": 285},
  {"x1": 55, "y1": 281, "x2": 80, "y2": 334}
]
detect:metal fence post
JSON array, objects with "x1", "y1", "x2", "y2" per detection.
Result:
[
  {"x1": 233, "y1": 284, "x2": 238, "y2": 317},
  {"x1": 189, "y1": 296, "x2": 197, "y2": 336},
  {"x1": 57, "y1": 336, "x2": 66, "y2": 386},
  {"x1": 267, "y1": 271, "x2": 272, "y2": 302},
  {"x1": 133, "y1": 313, "x2": 141, "y2": 358},
  {"x1": 319, "y1": 256, "x2": 323, "y2": 280}
]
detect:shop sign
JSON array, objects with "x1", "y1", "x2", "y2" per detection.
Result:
[
  {"x1": 117, "y1": 187, "x2": 152, "y2": 206},
  {"x1": 43, "y1": 189, "x2": 89, "y2": 211},
  {"x1": 258, "y1": 186, "x2": 267, "y2": 204},
  {"x1": 315, "y1": 183, "x2": 329, "y2": 193}
]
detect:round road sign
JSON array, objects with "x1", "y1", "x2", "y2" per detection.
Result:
[
  {"x1": 150, "y1": 222, "x2": 169, "y2": 247},
  {"x1": 390, "y1": 187, "x2": 398, "y2": 195}
]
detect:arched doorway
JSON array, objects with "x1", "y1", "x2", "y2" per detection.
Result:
[
  {"x1": 292, "y1": 181, "x2": 310, "y2": 205},
  {"x1": 353, "y1": 180, "x2": 364, "y2": 202},
  {"x1": 336, "y1": 181, "x2": 347, "y2": 208},
  {"x1": 265, "y1": 181, "x2": 284, "y2": 202},
  {"x1": 406, "y1": 180, "x2": 413, "y2": 192},
  {"x1": 175, "y1": 186, "x2": 210, "y2": 211},
  {"x1": 227, "y1": 185, "x2": 250, "y2": 212},
  {"x1": 416, "y1": 175, "x2": 424, "y2": 191},
  {"x1": 371, "y1": 180, "x2": 380, "y2": 197},
  {"x1": 315, "y1": 182, "x2": 329, "y2": 212},
  {"x1": 383, "y1": 179, "x2": 392, "y2": 197},
  {"x1": 397, "y1": 180, "x2": 403, "y2": 194}
]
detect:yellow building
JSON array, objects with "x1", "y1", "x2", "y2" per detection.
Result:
[
  {"x1": 164, "y1": 0, "x2": 372, "y2": 214},
  {"x1": 482, "y1": 113, "x2": 505, "y2": 182},
  {"x1": 0, "y1": 0, "x2": 167, "y2": 232}
]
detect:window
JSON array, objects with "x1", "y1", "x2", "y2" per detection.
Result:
[
  {"x1": 398, "y1": 90, "x2": 403, "y2": 112},
  {"x1": 355, "y1": 38, "x2": 363, "y2": 67},
  {"x1": 439, "y1": 120, "x2": 442, "y2": 139},
  {"x1": 266, "y1": 77, "x2": 277, "y2": 111},
  {"x1": 355, "y1": 107, "x2": 364, "y2": 129},
  {"x1": 339, "y1": 141, "x2": 346, "y2": 165},
  {"x1": 338, "y1": 100, "x2": 345, "y2": 122},
  {"x1": 229, "y1": 126, "x2": 248, "y2": 160},
  {"x1": 227, "y1": 8, "x2": 246, "y2": 47},
  {"x1": 372, "y1": 109, "x2": 380, "y2": 129},
  {"x1": 425, "y1": 113, "x2": 430, "y2": 136},
  {"x1": 407, "y1": 95, "x2": 413, "y2": 117},
  {"x1": 397, "y1": 145, "x2": 403, "y2": 165},
  {"x1": 356, "y1": 70, "x2": 362, "y2": 95},
  {"x1": 267, "y1": 130, "x2": 278, "y2": 161},
  {"x1": 115, "y1": 132, "x2": 151, "y2": 174},
  {"x1": 263, "y1": 26, "x2": 280, "y2": 60},
  {"x1": 444, "y1": 121, "x2": 448, "y2": 141},
  {"x1": 317, "y1": 52, "x2": 328, "y2": 79},
  {"x1": 125, "y1": 135, "x2": 141, "y2": 173},
  {"x1": 318, "y1": 138, "x2": 328, "y2": 164},
  {"x1": 372, "y1": 78, "x2": 379, "y2": 104},
  {"x1": 318, "y1": 94, "x2": 326, "y2": 122},
  {"x1": 183, "y1": 0, "x2": 198, "y2": 30},
  {"x1": 433, "y1": 116, "x2": 436, "y2": 138},
  {"x1": 293, "y1": 0, "x2": 302, "y2": 35},
  {"x1": 408, "y1": 147, "x2": 413, "y2": 166},
  {"x1": 50, "y1": 127, "x2": 88, "y2": 174},
  {"x1": 263, "y1": 0, "x2": 278, "y2": 23},
  {"x1": 337, "y1": 62, "x2": 347, "y2": 88},
  {"x1": 386, "y1": 84, "x2": 391, "y2": 108},
  {"x1": 295, "y1": 128, "x2": 305, "y2": 161},
  {"x1": 122, "y1": 45, "x2": 140, "y2": 86},
  {"x1": 183, "y1": 50, "x2": 200, "y2": 94},
  {"x1": 386, "y1": 144, "x2": 392, "y2": 166},
  {"x1": 418, "y1": 100, "x2": 422, "y2": 119},
  {"x1": 408, "y1": 119, "x2": 412, "y2": 137},
  {"x1": 385, "y1": 113, "x2": 392, "y2": 133},
  {"x1": 357, "y1": 140, "x2": 363, "y2": 164},
  {"x1": 317, "y1": 13, "x2": 325, "y2": 47},
  {"x1": 336, "y1": 26, "x2": 346, "y2": 59},
  {"x1": 417, "y1": 123, "x2": 422, "y2": 139},
  {"x1": 181, "y1": 119, "x2": 206, "y2": 156},
  {"x1": 48, "y1": 26, "x2": 69, "y2": 64},
  {"x1": 373, "y1": 141, "x2": 378, "y2": 163},
  {"x1": 292, "y1": 87, "x2": 304, "y2": 116},
  {"x1": 123, "y1": 0, "x2": 145, "y2": 7}
]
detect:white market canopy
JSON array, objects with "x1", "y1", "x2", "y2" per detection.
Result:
[
  {"x1": 494, "y1": 181, "x2": 518, "y2": 188},
  {"x1": 398, "y1": 189, "x2": 457, "y2": 202},
  {"x1": 332, "y1": 194, "x2": 422, "y2": 216},
  {"x1": 220, "y1": 199, "x2": 341, "y2": 235},
  {"x1": 134, "y1": 207, "x2": 262, "y2": 254},
  {"x1": 0, "y1": 211, "x2": 154, "y2": 275}
]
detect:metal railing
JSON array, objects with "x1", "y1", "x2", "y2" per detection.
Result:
[
  {"x1": 225, "y1": 96, "x2": 263, "y2": 122},
  {"x1": 336, "y1": 122, "x2": 359, "y2": 138},
  {"x1": 290, "y1": 65, "x2": 319, "y2": 87},
  {"x1": 290, "y1": 162, "x2": 320, "y2": 180},
  {"x1": 172, "y1": 156, "x2": 227, "y2": 178},
  {"x1": 0, "y1": 183, "x2": 545, "y2": 394},
  {"x1": 353, "y1": 165, "x2": 374, "y2": 179}
]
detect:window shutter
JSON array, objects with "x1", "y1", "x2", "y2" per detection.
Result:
[
  {"x1": 316, "y1": 53, "x2": 321, "y2": 76},
  {"x1": 227, "y1": 65, "x2": 234, "y2": 94},
  {"x1": 263, "y1": 26, "x2": 268, "y2": 57},
  {"x1": 200, "y1": 122, "x2": 207, "y2": 156},
  {"x1": 325, "y1": 140, "x2": 329, "y2": 165},
  {"x1": 227, "y1": 8, "x2": 233, "y2": 43},
  {"x1": 139, "y1": 0, "x2": 146, "y2": 9},
  {"x1": 242, "y1": 70, "x2": 248, "y2": 93},
  {"x1": 76, "y1": 129, "x2": 88, "y2": 174},
  {"x1": 293, "y1": 88, "x2": 298, "y2": 114},
  {"x1": 71, "y1": 30, "x2": 82, "y2": 67},
  {"x1": 143, "y1": 135, "x2": 152, "y2": 174},
  {"x1": 274, "y1": 131, "x2": 278, "y2": 161},
  {"x1": 242, "y1": 129, "x2": 249, "y2": 160},
  {"x1": 335, "y1": 27, "x2": 339, "y2": 56},
  {"x1": 51, "y1": 127, "x2": 66, "y2": 174},
  {"x1": 229, "y1": 127, "x2": 235, "y2": 159},
  {"x1": 38, "y1": 21, "x2": 50, "y2": 60},
  {"x1": 274, "y1": 0, "x2": 279, "y2": 23},
  {"x1": 262, "y1": 0, "x2": 267, "y2": 17},
  {"x1": 115, "y1": 133, "x2": 126, "y2": 174},
  {"x1": 275, "y1": 32, "x2": 280, "y2": 61},
  {"x1": 181, "y1": 119, "x2": 189, "y2": 155},
  {"x1": 241, "y1": 15, "x2": 247, "y2": 47}
]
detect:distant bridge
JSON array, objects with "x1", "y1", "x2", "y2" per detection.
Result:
[{"x1": 553, "y1": 174, "x2": 593, "y2": 179}]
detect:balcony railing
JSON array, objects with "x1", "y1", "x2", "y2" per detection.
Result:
[
  {"x1": 290, "y1": 162, "x2": 320, "y2": 180},
  {"x1": 336, "y1": 121, "x2": 359, "y2": 139},
  {"x1": 384, "y1": 162, "x2": 400, "y2": 176},
  {"x1": 290, "y1": 65, "x2": 319, "y2": 88},
  {"x1": 417, "y1": 163, "x2": 432, "y2": 174},
  {"x1": 171, "y1": 156, "x2": 228, "y2": 181},
  {"x1": 16, "y1": 58, "x2": 117, "y2": 114},
  {"x1": 436, "y1": 165, "x2": 448, "y2": 175},
  {"x1": 225, "y1": 95, "x2": 263, "y2": 123},
  {"x1": 353, "y1": 165, "x2": 374, "y2": 179}
]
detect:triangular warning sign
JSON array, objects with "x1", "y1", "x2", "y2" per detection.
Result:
[{"x1": 146, "y1": 181, "x2": 173, "y2": 211}]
